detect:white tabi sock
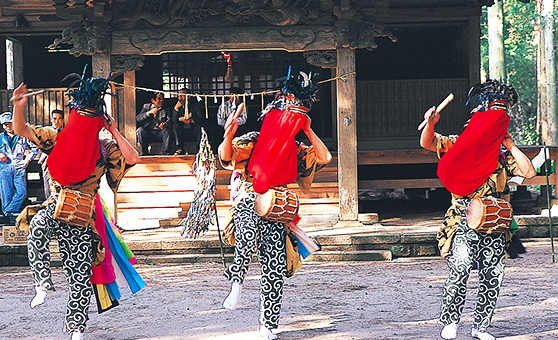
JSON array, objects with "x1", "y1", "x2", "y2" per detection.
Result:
[
  {"x1": 472, "y1": 328, "x2": 496, "y2": 340},
  {"x1": 441, "y1": 322, "x2": 458, "y2": 339},
  {"x1": 260, "y1": 325, "x2": 278, "y2": 340},
  {"x1": 30, "y1": 286, "x2": 48, "y2": 308},
  {"x1": 223, "y1": 282, "x2": 242, "y2": 310},
  {"x1": 71, "y1": 331, "x2": 84, "y2": 340}
]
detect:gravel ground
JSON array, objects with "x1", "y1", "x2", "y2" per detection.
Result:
[{"x1": 1, "y1": 242, "x2": 558, "y2": 340}]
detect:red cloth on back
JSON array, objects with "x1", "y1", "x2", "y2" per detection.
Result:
[
  {"x1": 47, "y1": 108, "x2": 104, "y2": 186},
  {"x1": 248, "y1": 107, "x2": 308, "y2": 194},
  {"x1": 436, "y1": 105, "x2": 509, "y2": 196}
]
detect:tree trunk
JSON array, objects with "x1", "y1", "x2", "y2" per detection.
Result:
[
  {"x1": 487, "y1": 0, "x2": 506, "y2": 81},
  {"x1": 537, "y1": 0, "x2": 557, "y2": 145}
]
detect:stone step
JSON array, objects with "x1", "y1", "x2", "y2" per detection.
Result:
[
  {"x1": 306, "y1": 250, "x2": 392, "y2": 262},
  {"x1": 3, "y1": 214, "x2": 558, "y2": 267},
  {"x1": 134, "y1": 250, "x2": 392, "y2": 265}
]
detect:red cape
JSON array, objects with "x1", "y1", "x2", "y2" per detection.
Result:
[
  {"x1": 248, "y1": 107, "x2": 308, "y2": 194},
  {"x1": 47, "y1": 108, "x2": 104, "y2": 186},
  {"x1": 437, "y1": 105, "x2": 509, "y2": 196}
]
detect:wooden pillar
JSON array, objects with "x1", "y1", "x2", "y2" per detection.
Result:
[
  {"x1": 92, "y1": 53, "x2": 116, "y2": 217},
  {"x1": 92, "y1": 53, "x2": 111, "y2": 78},
  {"x1": 6, "y1": 37, "x2": 23, "y2": 90},
  {"x1": 336, "y1": 48, "x2": 358, "y2": 221},
  {"x1": 124, "y1": 70, "x2": 137, "y2": 148},
  {"x1": 331, "y1": 68, "x2": 338, "y2": 150},
  {"x1": 92, "y1": 53, "x2": 112, "y2": 136}
]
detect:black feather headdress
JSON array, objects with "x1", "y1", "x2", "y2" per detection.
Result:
[
  {"x1": 271, "y1": 66, "x2": 319, "y2": 110},
  {"x1": 466, "y1": 79, "x2": 518, "y2": 109},
  {"x1": 61, "y1": 64, "x2": 121, "y2": 115}
]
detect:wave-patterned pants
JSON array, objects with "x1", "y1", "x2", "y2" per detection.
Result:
[
  {"x1": 27, "y1": 202, "x2": 93, "y2": 333},
  {"x1": 440, "y1": 216, "x2": 506, "y2": 332},
  {"x1": 224, "y1": 191, "x2": 287, "y2": 329}
]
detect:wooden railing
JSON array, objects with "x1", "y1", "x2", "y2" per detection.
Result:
[
  {"x1": 0, "y1": 88, "x2": 69, "y2": 127},
  {"x1": 0, "y1": 88, "x2": 129, "y2": 138},
  {"x1": 357, "y1": 146, "x2": 558, "y2": 190}
]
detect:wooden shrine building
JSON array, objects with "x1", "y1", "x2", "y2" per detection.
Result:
[{"x1": 0, "y1": 0, "x2": 496, "y2": 223}]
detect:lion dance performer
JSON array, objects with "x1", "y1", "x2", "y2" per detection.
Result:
[
  {"x1": 12, "y1": 69, "x2": 143, "y2": 340},
  {"x1": 218, "y1": 69, "x2": 332, "y2": 339},
  {"x1": 420, "y1": 80, "x2": 536, "y2": 340}
]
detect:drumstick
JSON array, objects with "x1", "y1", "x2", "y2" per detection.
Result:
[
  {"x1": 10, "y1": 89, "x2": 45, "y2": 102},
  {"x1": 417, "y1": 93, "x2": 454, "y2": 130}
]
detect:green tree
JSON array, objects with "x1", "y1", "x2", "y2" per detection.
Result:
[{"x1": 481, "y1": 2, "x2": 539, "y2": 145}]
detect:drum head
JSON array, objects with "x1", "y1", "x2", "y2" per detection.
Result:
[
  {"x1": 255, "y1": 190, "x2": 274, "y2": 217},
  {"x1": 466, "y1": 197, "x2": 484, "y2": 229}
]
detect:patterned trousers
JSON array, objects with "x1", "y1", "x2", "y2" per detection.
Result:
[
  {"x1": 224, "y1": 191, "x2": 287, "y2": 329},
  {"x1": 440, "y1": 216, "x2": 506, "y2": 332},
  {"x1": 27, "y1": 202, "x2": 93, "y2": 333}
]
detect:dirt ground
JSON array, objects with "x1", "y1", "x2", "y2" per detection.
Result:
[{"x1": 1, "y1": 242, "x2": 558, "y2": 340}]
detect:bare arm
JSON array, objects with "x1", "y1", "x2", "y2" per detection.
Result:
[
  {"x1": 302, "y1": 116, "x2": 332, "y2": 165},
  {"x1": 419, "y1": 106, "x2": 439, "y2": 152},
  {"x1": 502, "y1": 132, "x2": 536, "y2": 179},
  {"x1": 218, "y1": 102, "x2": 243, "y2": 162},
  {"x1": 12, "y1": 83, "x2": 33, "y2": 140},
  {"x1": 104, "y1": 114, "x2": 139, "y2": 166}
]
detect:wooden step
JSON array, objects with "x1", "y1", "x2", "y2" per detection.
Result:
[
  {"x1": 118, "y1": 207, "x2": 182, "y2": 220},
  {"x1": 119, "y1": 176, "x2": 197, "y2": 191},
  {"x1": 116, "y1": 156, "x2": 339, "y2": 231},
  {"x1": 117, "y1": 192, "x2": 195, "y2": 207}
]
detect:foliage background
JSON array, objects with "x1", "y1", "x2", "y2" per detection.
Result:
[{"x1": 480, "y1": 2, "x2": 539, "y2": 145}]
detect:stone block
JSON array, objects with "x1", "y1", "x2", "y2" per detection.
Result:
[
  {"x1": 515, "y1": 215, "x2": 558, "y2": 227},
  {"x1": 12, "y1": 254, "x2": 29, "y2": 266},
  {"x1": 411, "y1": 244, "x2": 439, "y2": 257},
  {"x1": 530, "y1": 226, "x2": 551, "y2": 238},
  {"x1": 400, "y1": 233, "x2": 437, "y2": 244},
  {"x1": 515, "y1": 226, "x2": 529, "y2": 238},
  {"x1": 350, "y1": 234, "x2": 400, "y2": 245},
  {"x1": 389, "y1": 244, "x2": 411, "y2": 257},
  {"x1": 0, "y1": 244, "x2": 26, "y2": 254},
  {"x1": 313, "y1": 235, "x2": 353, "y2": 246},
  {"x1": 307, "y1": 250, "x2": 392, "y2": 262},
  {"x1": 358, "y1": 213, "x2": 379, "y2": 224},
  {"x1": 319, "y1": 245, "x2": 359, "y2": 252}
]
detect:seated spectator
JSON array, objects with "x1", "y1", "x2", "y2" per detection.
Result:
[
  {"x1": 136, "y1": 92, "x2": 173, "y2": 155},
  {"x1": 38, "y1": 109, "x2": 65, "y2": 199},
  {"x1": 172, "y1": 89, "x2": 195, "y2": 155}
]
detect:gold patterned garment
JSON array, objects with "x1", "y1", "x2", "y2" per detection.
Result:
[
  {"x1": 17, "y1": 124, "x2": 134, "y2": 230},
  {"x1": 433, "y1": 132, "x2": 519, "y2": 258},
  {"x1": 220, "y1": 131, "x2": 325, "y2": 194}
]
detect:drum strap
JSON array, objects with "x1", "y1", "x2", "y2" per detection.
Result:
[
  {"x1": 99, "y1": 139, "x2": 107, "y2": 163},
  {"x1": 455, "y1": 198, "x2": 470, "y2": 216}
]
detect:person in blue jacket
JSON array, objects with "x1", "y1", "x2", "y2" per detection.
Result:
[{"x1": 0, "y1": 111, "x2": 38, "y2": 222}]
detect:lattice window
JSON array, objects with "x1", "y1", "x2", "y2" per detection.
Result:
[
  {"x1": 161, "y1": 51, "x2": 313, "y2": 97},
  {"x1": 160, "y1": 51, "x2": 332, "y2": 139}
]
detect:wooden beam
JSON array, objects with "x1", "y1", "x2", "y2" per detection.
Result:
[
  {"x1": 112, "y1": 26, "x2": 336, "y2": 55},
  {"x1": 383, "y1": 6, "x2": 481, "y2": 23},
  {"x1": 358, "y1": 150, "x2": 439, "y2": 165},
  {"x1": 336, "y1": 48, "x2": 358, "y2": 221}
]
